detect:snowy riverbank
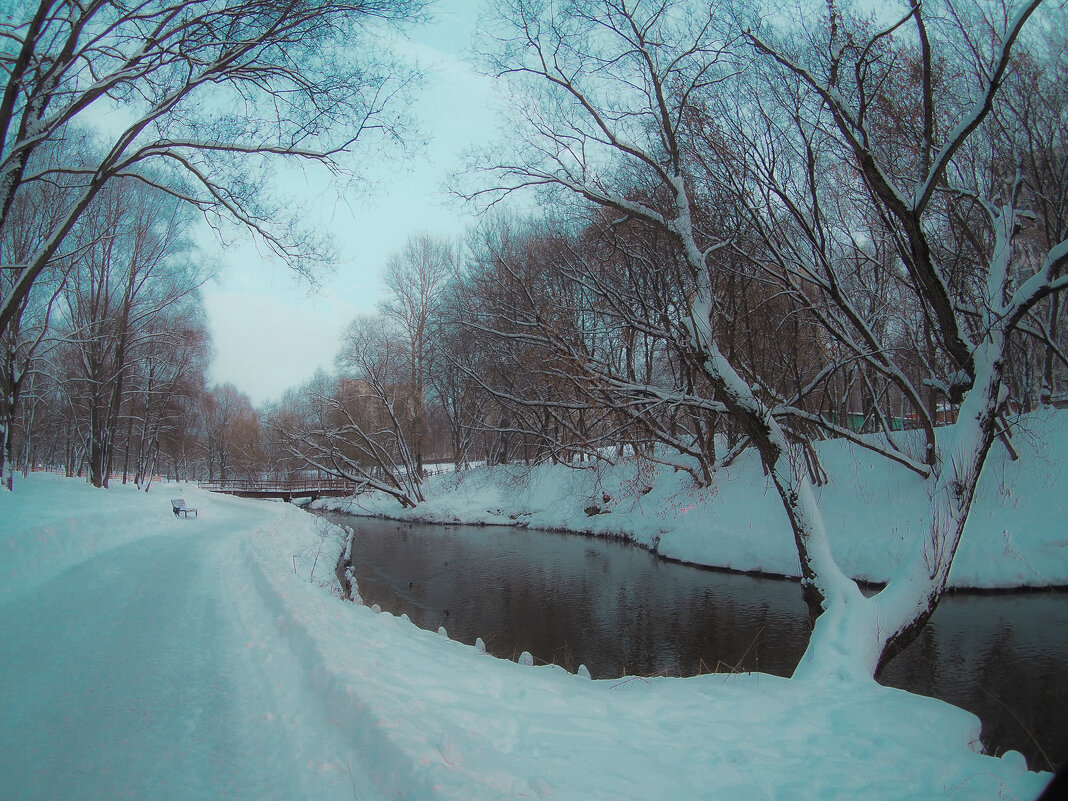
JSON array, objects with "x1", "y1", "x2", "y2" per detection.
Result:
[
  {"x1": 0, "y1": 472, "x2": 1058, "y2": 798},
  {"x1": 319, "y1": 409, "x2": 1068, "y2": 590}
]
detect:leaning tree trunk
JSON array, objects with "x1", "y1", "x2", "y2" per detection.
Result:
[
  {"x1": 675, "y1": 174, "x2": 1015, "y2": 682},
  {"x1": 793, "y1": 283, "x2": 1010, "y2": 681}
]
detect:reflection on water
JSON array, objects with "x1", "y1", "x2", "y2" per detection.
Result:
[
  {"x1": 880, "y1": 593, "x2": 1068, "y2": 772},
  {"x1": 317, "y1": 512, "x2": 1068, "y2": 770}
]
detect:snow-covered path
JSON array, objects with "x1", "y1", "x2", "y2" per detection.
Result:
[
  {"x1": 1, "y1": 520, "x2": 364, "y2": 800},
  {"x1": 0, "y1": 476, "x2": 1053, "y2": 800}
]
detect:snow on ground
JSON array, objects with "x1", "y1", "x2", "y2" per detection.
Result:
[
  {"x1": 323, "y1": 409, "x2": 1068, "y2": 589},
  {"x1": 0, "y1": 472, "x2": 1056, "y2": 799}
]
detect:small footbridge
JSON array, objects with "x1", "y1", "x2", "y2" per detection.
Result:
[{"x1": 198, "y1": 478, "x2": 361, "y2": 503}]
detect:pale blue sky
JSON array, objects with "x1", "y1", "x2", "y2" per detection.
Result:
[{"x1": 202, "y1": 0, "x2": 500, "y2": 406}]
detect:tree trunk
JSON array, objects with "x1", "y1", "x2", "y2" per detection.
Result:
[{"x1": 88, "y1": 395, "x2": 109, "y2": 488}]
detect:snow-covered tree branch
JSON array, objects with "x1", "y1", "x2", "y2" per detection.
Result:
[
  {"x1": 0, "y1": 0, "x2": 424, "y2": 340},
  {"x1": 469, "y1": 0, "x2": 1068, "y2": 680}
]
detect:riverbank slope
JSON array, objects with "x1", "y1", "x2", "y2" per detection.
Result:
[
  {"x1": 320, "y1": 409, "x2": 1068, "y2": 589},
  {"x1": 0, "y1": 473, "x2": 1053, "y2": 799}
]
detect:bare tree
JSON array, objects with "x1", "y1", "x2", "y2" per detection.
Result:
[
  {"x1": 742, "y1": 0, "x2": 1067, "y2": 675},
  {"x1": 283, "y1": 317, "x2": 426, "y2": 507},
  {"x1": 57, "y1": 178, "x2": 203, "y2": 487},
  {"x1": 0, "y1": 162, "x2": 67, "y2": 489},
  {"x1": 1, "y1": 0, "x2": 423, "y2": 341},
  {"x1": 277, "y1": 235, "x2": 455, "y2": 505},
  {"x1": 158, "y1": 376, "x2": 208, "y2": 482},
  {"x1": 262, "y1": 386, "x2": 318, "y2": 483},
  {"x1": 120, "y1": 298, "x2": 211, "y2": 489},
  {"x1": 428, "y1": 259, "x2": 496, "y2": 470},
  {"x1": 378, "y1": 232, "x2": 454, "y2": 471},
  {"x1": 457, "y1": 215, "x2": 680, "y2": 471},
  {"x1": 201, "y1": 382, "x2": 261, "y2": 482},
  {"x1": 989, "y1": 14, "x2": 1068, "y2": 406},
  {"x1": 474, "y1": 0, "x2": 1068, "y2": 679}
]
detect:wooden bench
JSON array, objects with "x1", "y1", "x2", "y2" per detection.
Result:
[{"x1": 171, "y1": 499, "x2": 198, "y2": 518}]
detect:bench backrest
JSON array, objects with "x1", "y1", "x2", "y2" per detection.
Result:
[{"x1": 171, "y1": 499, "x2": 185, "y2": 508}]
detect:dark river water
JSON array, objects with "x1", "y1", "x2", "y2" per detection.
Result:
[{"x1": 315, "y1": 512, "x2": 1068, "y2": 771}]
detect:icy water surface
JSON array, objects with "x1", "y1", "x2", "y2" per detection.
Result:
[{"x1": 316, "y1": 512, "x2": 1068, "y2": 770}]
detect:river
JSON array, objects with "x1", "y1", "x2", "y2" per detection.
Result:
[{"x1": 315, "y1": 512, "x2": 1068, "y2": 771}]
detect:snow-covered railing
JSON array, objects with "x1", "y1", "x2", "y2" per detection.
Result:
[{"x1": 198, "y1": 478, "x2": 362, "y2": 496}]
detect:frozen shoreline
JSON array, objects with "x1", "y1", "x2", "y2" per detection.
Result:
[
  {"x1": 322, "y1": 502, "x2": 1068, "y2": 597},
  {"x1": 316, "y1": 409, "x2": 1068, "y2": 591}
]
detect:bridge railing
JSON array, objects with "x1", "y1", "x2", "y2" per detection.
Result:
[{"x1": 198, "y1": 477, "x2": 362, "y2": 494}]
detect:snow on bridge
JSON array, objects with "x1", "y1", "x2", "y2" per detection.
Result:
[{"x1": 198, "y1": 477, "x2": 362, "y2": 502}]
